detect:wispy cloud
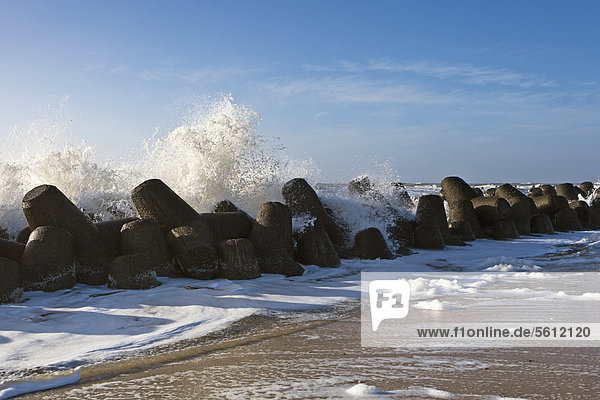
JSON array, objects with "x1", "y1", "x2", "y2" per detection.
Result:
[
  {"x1": 372, "y1": 59, "x2": 558, "y2": 88},
  {"x1": 575, "y1": 80, "x2": 599, "y2": 87},
  {"x1": 262, "y1": 69, "x2": 600, "y2": 132},
  {"x1": 302, "y1": 63, "x2": 336, "y2": 72},
  {"x1": 304, "y1": 59, "x2": 558, "y2": 88},
  {"x1": 264, "y1": 76, "x2": 459, "y2": 106},
  {"x1": 263, "y1": 74, "x2": 570, "y2": 111}
]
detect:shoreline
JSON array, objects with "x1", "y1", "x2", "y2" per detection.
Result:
[
  {"x1": 17, "y1": 300, "x2": 600, "y2": 399},
  {"x1": 79, "y1": 301, "x2": 356, "y2": 382},
  {"x1": 1, "y1": 301, "x2": 356, "y2": 397},
  {"x1": 3, "y1": 230, "x2": 600, "y2": 398}
]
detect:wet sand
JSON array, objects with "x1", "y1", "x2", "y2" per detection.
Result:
[{"x1": 19, "y1": 301, "x2": 600, "y2": 399}]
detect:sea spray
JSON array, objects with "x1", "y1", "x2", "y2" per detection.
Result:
[
  {"x1": 0, "y1": 143, "x2": 133, "y2": 236},
  {"x1": 0, "y1": 96, "x2": 319, "y2": 236},
  {"x1": 0, "y1": 95, "x2": 415, "y2": 246},
  {"x1": 138, "y1": 96, "x2": 315, "y2": 216},
  {"x1": 315, "y1": 178, "x2": 416, "y2": 250}
]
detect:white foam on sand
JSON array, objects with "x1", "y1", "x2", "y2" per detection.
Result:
[
  {"x1": 344, "y1": 383, "x2": 530, "y2": 399},
  {"x1": 412, "y1": 299, "x2": 461, "y2": 311},
  {"x1": 0, "y1": 368, "x2": 81, "y2": 399},
  {"x1": 485, "y1": 264, "x2": 542, "y2": 272},
  {"x1": 1, "y1": 231, "x2": 599, "y2": 383},
  {"x1": 345, "y1": 383, "x2": 392, "y2": 396},
  {"x1": 344, "y1": 383, "x2": 497, "y2": 398}
]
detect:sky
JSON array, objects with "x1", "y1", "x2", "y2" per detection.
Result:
[{"x1": 0, "y1": 0, "x2": 599, "y2": 183}]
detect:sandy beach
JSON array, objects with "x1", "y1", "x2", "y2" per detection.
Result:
[
  {"x1": 16, "y1": 300, "x2": 600, "y2": 399},
  {"x1": 2, "y1": 2, "x2": 600, "y2": 399}
]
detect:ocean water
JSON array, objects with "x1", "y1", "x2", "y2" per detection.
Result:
[{"x1": 1, "y1": 97, "x2": 599, "y2": 398}]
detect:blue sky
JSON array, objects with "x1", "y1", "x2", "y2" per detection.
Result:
[{"x1": 1, "y1": 0, "x2": 599, "y2": 183}]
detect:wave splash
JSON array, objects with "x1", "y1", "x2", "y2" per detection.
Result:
[
  {"x1": 0, "y1": 96, "x2": 318, "y2": 235},
  {"x1": 139, "y1": 96, "x2": 318, "y2": 216}
]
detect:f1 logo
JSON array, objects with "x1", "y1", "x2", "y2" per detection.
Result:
[{"x1": 369, "y1": 279, "x2": 411, "y2": 331}]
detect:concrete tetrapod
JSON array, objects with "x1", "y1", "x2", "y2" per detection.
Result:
[
  {"x1": 22, "y1": 184, "x2": 109, "y2": 285},
  {"x1": 20, "y1": 226, "x2": 76, "y2": 292},
  {"x1": 249, "y1": 202, "x2": 304, "y2": 277}
]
